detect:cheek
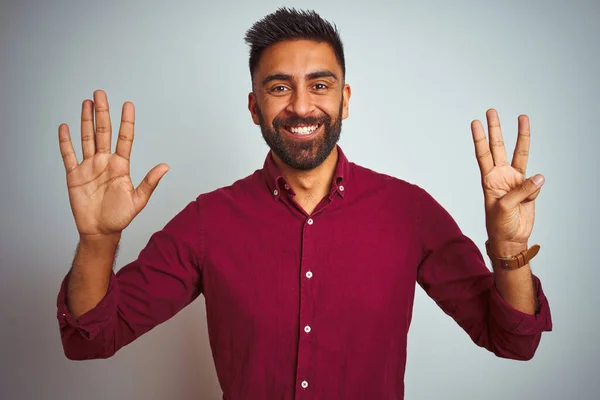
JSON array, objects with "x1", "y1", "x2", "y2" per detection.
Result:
[
  {"x1": 323, "y1": 104, "x2": 342, "y2": 120},
  {"x1": 316, "y1": 95, "x2": 343, "y2": 115},
  {"x1": 262, "y1": 99, "x2": 289, "y2": 121}
]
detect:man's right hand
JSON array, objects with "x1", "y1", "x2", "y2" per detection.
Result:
[{"x1": 58, "y1": 90, "x2": 169, "y2": 241}]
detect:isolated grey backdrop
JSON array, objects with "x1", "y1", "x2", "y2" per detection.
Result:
[{"x1": 1, "y1": 0, "x2": 598, "y2": 399}]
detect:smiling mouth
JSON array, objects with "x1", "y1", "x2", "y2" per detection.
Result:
[{"x1": 284, "y1": 123, "x2": 321, "y2": 136}]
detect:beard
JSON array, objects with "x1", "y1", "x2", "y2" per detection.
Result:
[{"x1": 256, "y1": 100, "x2": 343, "y2": 171}]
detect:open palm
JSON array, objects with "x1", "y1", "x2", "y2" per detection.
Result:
[
  {"x1": 471, "y1": 109, "x2": 544, "y2": 246},
  {"x1": 59, "y1": 90, "x2": 169, "y2": 238}
]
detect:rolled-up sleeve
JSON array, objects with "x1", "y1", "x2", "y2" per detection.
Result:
[
  {"x1": 489, "y1": 273, "x2": 552, "y2": 337},
  {"x1": 56, "y1": 198, "x2": 204, "y2": 360},
  {"x1": 414, "y1": 186, "x2": 552, "y2": 360},
  {"x1": 57, "y1": 271, "x2": 118, "y2": 338}
]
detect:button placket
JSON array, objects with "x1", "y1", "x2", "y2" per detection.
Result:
[{"x1": 296, "y1": 212, "x2": 320, "y2": 396}]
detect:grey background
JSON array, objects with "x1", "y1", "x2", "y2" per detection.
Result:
[{"x1": 1, "y1": 0, "x2": 598, "y2": 399}]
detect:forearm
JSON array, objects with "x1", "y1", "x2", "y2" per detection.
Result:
[
  {"x1": 67, "y1": 233, "x2": 121, "y2": 319},
  {"x1": 489, "y1": 241, "x2": 537, "y2": 315}
]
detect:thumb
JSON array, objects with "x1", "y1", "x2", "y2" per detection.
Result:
[
  {"x1": 524, "y1": 187, "x2": 542, "y2": 203},
  {"x1": 133, "y1": 163, "x2": 170, "y2": 212},
  {"x1": 500, "y1": 174, "x2": 545, "y2": 209}
]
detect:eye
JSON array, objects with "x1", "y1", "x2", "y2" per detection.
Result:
[
  {"x1": 313, "y1": 83, "x2": 328, "y2": 90},
  {"x1": 271, "y1": 85, "x2": 289, "y2": 93}
]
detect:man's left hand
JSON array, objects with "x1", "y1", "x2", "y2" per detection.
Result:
[{"x1": 471, "y1": 109, "x2": 545, "y2": 257}]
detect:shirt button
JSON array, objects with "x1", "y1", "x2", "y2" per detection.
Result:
[
  {"x1": 307, "y1": 218, "x2": 314, "y2": 225},
  {"x1": 273, "y1": 189, "x2": 278, "y2": 196},
  {"x1": 304, "y1": 325, "x2": 311, "y2": 333},
  {"x1": 301, "y1": 381, "x2": 309, "y2": 389},
  {"x1": 339, "y1": 185, "x2": 345, "y2": 191},
  {"x1": 306, "y1": 271, "x2": 313, "y2": 279}
]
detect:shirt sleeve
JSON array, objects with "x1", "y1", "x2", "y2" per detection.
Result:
[
  {"x1": 56, "y1": 198, "x2": 205, "y2": 360},
  {"x1": 413, "y1": 186, "x2": 552, "y2": 361}
]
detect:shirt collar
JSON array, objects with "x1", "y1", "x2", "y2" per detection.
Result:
[{"x1": 262, "y1": 145, "x2": 349, "y2": 201}]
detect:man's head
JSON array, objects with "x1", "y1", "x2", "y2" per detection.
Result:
[{"x1": 244, "y1": 8, "x2": 351, "y2": 171}]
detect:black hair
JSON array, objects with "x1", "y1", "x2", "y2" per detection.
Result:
[{"x1": 244, "y1": 7, "x2": 346, "y2": 81}]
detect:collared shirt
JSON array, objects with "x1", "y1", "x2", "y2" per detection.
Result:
[{"x1": 56, "y1": 146, "x2": 552, "y2": 400}]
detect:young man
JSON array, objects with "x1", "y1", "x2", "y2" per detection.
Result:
[{"x1": 56, "y1": 8, "x2": 552, "y2": 400}]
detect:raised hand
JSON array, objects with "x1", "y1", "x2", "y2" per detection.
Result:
[
  {"x1": 471, "y1": 109, "x2": 545, "y2": 255},
  {"x1": 58, "y1": 90, "x2": 169, "y2": 239}
]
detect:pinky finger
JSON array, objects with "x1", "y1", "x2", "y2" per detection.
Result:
[{"x1": 58, "y1": 123, "x2": 79, "y2": 172}]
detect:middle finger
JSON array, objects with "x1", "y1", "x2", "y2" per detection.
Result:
[
  {"x1": 486, "y1": 108, "x2": 508, "y2": 166},
  {"x1": 93, "y1": 90, "x2": 112, "y2": 153}
]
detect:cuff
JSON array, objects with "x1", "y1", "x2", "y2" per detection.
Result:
[
  {"x1": 56, "y1": 270, "x2": 118, "y2": 340},
  {"x1": 489, "y1": 274, "x2": 553, "y2": 335}
]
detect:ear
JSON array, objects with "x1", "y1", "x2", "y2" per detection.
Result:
[
  {"x1": 341, "y1": 84, "x2": 351, "y2": 120},
  {"x1": 248, "y1": 92, "x2": 260, "y2": 125}
]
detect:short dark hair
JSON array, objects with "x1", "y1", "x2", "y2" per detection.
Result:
[{"x1": 244, "y1": 7, "x2": 346, "y2": 81}]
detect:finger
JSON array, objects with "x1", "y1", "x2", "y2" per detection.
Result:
[
  {"x1": 511, "y1": 114, "x2": 530, "y2": 175},
  {"x1": 133, "y1": 163, "x2": 170, "y2": 212},
  {"x1": 58, "y1": 123, "x2": 79, "y2": 172},
  {"x1": 116, "y1": 102, "x2": 135, "y2": 160},
  {"x1": 471, "y1": 119, "x2": 494, "y2": 177},
  {"x1": 524, "y1": 187, "x2": 541, "y2": 202},
  {"x1": 499, "y1": 174, "x2": 545, "y2": 209},
  {"x1": 93, "y1": 90, "x2": 112, "y2": 153},
  {"x1": 486, "y1": 109, "x2": 509, "y2": 166},
  {"x1": 81, "y1": 99, "x2": 95, "y2": 159}
]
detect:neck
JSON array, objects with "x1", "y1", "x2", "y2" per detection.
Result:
[{"x1": 272, "y1": 147, "x2": 339, "y2": 210}]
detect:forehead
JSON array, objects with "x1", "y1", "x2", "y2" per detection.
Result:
[{"x1": 255, "y1": 39, "x2": 341, "y2": 79}]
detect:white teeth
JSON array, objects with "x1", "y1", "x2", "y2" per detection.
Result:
[{"x1": 289, "y1": 125, "x2": 318, "y2": 135}]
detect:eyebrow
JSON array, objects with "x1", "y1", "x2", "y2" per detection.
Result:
[{"x1": 262, "y1": 70, "x2": 339, "y2": 86}]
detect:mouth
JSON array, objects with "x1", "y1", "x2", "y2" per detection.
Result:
[{"x1": 281, "y1": 123, "x2": 323, "y2": 140}]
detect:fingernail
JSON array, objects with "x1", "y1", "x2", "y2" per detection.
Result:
[{"x1": 532, "y1": 174, "x2": 544, "y2": 185}]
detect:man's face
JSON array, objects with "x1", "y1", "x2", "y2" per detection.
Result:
[{"x1": 248, "y1": 39, "x2": 351, "y2": 170}]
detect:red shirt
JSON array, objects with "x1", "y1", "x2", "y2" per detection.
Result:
[{"x1": 56, "y1": 146, "x2": 552, "y2": 399}]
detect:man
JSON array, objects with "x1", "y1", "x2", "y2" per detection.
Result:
[{"x1": 56, "y1": 7, "x2": 552, "y2": 400}]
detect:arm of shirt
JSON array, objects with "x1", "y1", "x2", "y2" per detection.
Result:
[
  {"x1": 55, "y1": 199, "x2": 204, "y2": 360},
  {"x1": 413, "y1": 187, "x2": 552, "y2": 361}
]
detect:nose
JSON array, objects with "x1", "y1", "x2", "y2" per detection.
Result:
[{"x1": 285, "y1": 87, "x2": 314, "y2": 117}]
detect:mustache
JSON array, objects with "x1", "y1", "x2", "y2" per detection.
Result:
[{"x1": 273, "y1": 114, "x2": 331, "y2": 129}]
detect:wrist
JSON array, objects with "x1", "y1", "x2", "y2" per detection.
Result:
[
  {"x1": 78, "y1": 232, "x2": 121, "y2": 250},
  {"x1": 487, "y1": 239, "x2": 528, "y2": 258}
]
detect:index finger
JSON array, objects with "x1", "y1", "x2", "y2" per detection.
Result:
[
  {"x1": 115, "y1": 101, "x2": 135, "y2": 160},
  {"x1": 511, "y1": 114, "x2": 531, "y2": 175}
]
